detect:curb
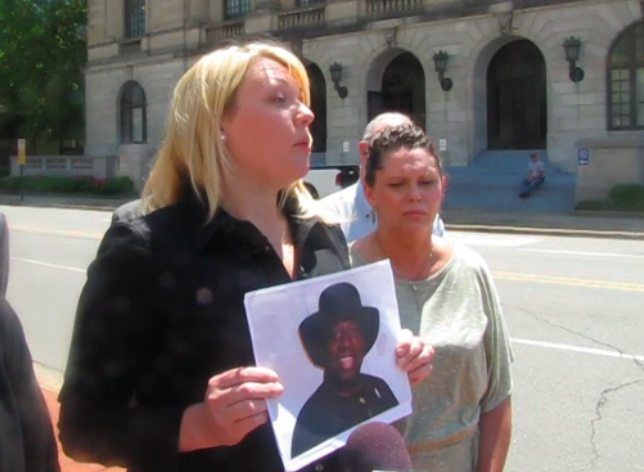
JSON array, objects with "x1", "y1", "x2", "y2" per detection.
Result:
[
  {"x1": 444, "y1": 224, "x2": 644, "y2": 240},
  {"x1": 0, "y1": 201, "x2": 126, "y2": 212}
]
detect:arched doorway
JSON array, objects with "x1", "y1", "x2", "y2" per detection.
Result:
[
  {"x1": 367, "y1": 51, "x2": 425, "y2": 127},
  {"x1": 306, "y1": 63, "x2": 326, "y2": 152},
  {"x1": 487, "y1": 39, "x2": 547, "y2": 149}
]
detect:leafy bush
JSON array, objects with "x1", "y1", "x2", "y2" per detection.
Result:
[
  {"x1": 608, "y1": 183, "x2": 644, "y2": 211},
  {"x1": 574, "y1": 200, "x2": 610, "y2": 211},
  {"x1": 99, "y1": 176, "x2": 134, "y2": 195},
  {"x1": 0, "y1": 175, "x2": 136, "y2": 197}
]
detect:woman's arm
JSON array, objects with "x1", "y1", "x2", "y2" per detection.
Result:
[
  {"x1": 58, "y1": 223, "x2": 185, "y2": 471},
  {"x1": 477, "y1": 395, "x2": 512, "y2": 472},
  {"x1": 474, "y1": 254, "x2": 514, "y2": 472}
]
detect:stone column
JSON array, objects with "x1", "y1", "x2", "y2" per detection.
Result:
[{"x1": 117, "y1": 144, "x2": 157, "y2": 193}]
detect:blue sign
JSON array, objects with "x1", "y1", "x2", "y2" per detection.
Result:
[{"x1": 578, "y1": 148, "x2": 589, "y2": 166}]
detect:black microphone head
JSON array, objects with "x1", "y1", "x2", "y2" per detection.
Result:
[{"x1": 343, "y1": 421, "x2": 412, "y2": 472}]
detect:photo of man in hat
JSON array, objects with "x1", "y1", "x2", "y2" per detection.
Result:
[{"x1": 291, "y1": 282, "x2": 399, "y2": 457}]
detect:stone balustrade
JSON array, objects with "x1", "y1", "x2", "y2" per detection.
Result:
[
  {"x1": 9, "y1": 155, "x2": 118, "y2": 179},
  {"x1": 205, "y1": 21, "x2": 245, "y2": 45},
  {"x1": 119, "y1": 38, "x2": 142, "y2": 55},
  {"x1": 365, "y1": 0, "x2": 423, "y2": 18},
  {"x1": 278, "y1": 5, "x2": 325, "y2": 31}
]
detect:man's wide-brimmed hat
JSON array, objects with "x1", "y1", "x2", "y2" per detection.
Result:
[{"x1": 298, "y1": 282, "x2": 380, "y2": 368}]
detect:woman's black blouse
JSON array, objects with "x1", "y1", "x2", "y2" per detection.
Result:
[{"x1": 57, "y1": 196, "x2": 350, "y2": 472}]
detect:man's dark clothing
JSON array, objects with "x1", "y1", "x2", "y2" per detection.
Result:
[
  {"x1": 0, "y1": 296, "x2": 60, "y2": 472},
  {"x1": 58, "y1": 193, "x2": 350, "y2": 472},
  {"x1": 291, "y1": 373, "x2": 399, "y2": 457}
]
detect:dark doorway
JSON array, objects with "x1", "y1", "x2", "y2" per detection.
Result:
[
  {"x1": 487, "y1": 40, "x2": 547, "y2": 150},
  {"x1": 306, "y1": 63, "x2": 327, "y2": 152},
  {"x1": 368, "y1": 52, "x2": 425, "y2": 127}
]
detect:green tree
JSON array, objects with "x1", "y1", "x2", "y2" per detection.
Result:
[{"x1": 0, "y1": 0, "x2": 86, "y2": 147}]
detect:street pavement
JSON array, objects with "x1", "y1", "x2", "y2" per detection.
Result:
[{"x1": 2, "y1": 202, "x2": 644, "y2": 472}]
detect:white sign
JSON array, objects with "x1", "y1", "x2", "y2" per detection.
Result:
[
  {"x1": 342, "y1": 141, "x2": 350, "y2": 153},
  {"x1": 439, "y1": 138, "x2": 447, "y2": 152},
  {"x1": 244, "y1": 261, "x2": 412, "y2": 472}
]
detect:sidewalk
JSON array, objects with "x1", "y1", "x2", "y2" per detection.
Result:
[
  {"x1": 35, "y1": 365, "x2": 124, "y2": 472},
  {"x1": 441, "y1": 207, "x2": 644, "y2": 240}
]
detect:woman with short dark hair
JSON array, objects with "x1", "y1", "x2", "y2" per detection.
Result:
[{"x1": 351, "y1": 124, "x2": 513, "y2": 472}]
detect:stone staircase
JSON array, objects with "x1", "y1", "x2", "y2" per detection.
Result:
[{"x1": 442, "y1": 150, "x2": 576, "y2": 213}]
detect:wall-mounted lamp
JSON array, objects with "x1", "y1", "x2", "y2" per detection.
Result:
[
  {"x1": 563, "y1": 37, "x2": 584, "y2": 83},
  {"x1": 432, "y1": 51, "x2": 453, "y2": 92},
  {"x1": 329, "y1": 62, "x2": 348, "y2": 99}
]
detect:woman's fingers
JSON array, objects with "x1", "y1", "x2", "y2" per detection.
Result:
[
  {"x1": 209, "y1": 380, "x2": 284, "y2": 409},
  {"x1": 395, "y1": 331, "x2": 435, "y2": 385},
  {"x1": 202, "y1": 367, "x2": 283, "y2": 446},
  {"x1": 211, "y1": 366, "x2": 279, "y2": 390},
  {"x1": 396, "y1": 331, "x2": 430, "y2": 368},
  {"x1": 407, "y1": 362, "x2": 433, "y2": 387}
]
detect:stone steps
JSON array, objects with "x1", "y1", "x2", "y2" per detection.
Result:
[{"x1": 442, "y1": 150, "x2": 576, "y2": 213}]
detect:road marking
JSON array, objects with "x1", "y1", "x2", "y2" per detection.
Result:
[
  {"x1": 494, "y1": 271, "x2": 644, "y2": 292},
  {"x1": 518, "y1": 248, "x2": 644, "y2": 259},
  {"x1": 12, "y1": 257, "x2": 86, "y2": 274},
  {"x1": 512, "y1": 338, "x2": 644, "y2": 362},
  {"x1": 9, "y1": 224, "x2": 103, "y2": 240},
  {"x1": 454, "y1": 234, "x2": 543, "y2": 248}
]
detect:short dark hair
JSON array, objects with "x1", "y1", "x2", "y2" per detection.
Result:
[{"x1": 365, "y1": 124, "x2": 442, "y2": 187}]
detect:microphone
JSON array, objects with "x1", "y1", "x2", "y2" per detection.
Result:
[{"x1": 341, "y1": 421, "x2": 413, "y2": 472}]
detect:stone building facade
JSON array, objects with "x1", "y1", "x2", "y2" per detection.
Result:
[{"x1": 86, "y1": 0, "x2": 644, "y2": 198}]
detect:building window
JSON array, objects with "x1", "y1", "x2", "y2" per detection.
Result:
[
  {"x1": 297, "y1": 0, "x2": 324, "y2": 6},
  {"x1": 608, "y1": 21, "x2": 644, "y2": 129},
  {"x1": 224, "y1": 0, "x2": 251, "y2": 19},
  {"x1": 124, "y1": 0, "x2": 146, "y2": 38},
  {"x1": 119, "y1": 81, "x2": 147, "y2": 144}
]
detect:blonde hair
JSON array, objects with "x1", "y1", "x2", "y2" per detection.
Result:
[{"x1": 141, "y1": 40, "x2": 314, "y2": 221}]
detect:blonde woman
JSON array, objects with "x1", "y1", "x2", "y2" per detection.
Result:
[
  {"x1": 351, "y1": 124, "x2": 513, "y2": 472},
  {"x1": 58, "y1": 41, "x2": 432, "y2": 472}
]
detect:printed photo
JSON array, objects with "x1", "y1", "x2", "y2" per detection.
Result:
[{"x1": 244, "y1": 260, "x2": 412, "y2": 472}]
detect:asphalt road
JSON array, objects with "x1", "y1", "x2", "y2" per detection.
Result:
[{"x1": 2, "y1": 205, "x2": 643, "y2": 472}]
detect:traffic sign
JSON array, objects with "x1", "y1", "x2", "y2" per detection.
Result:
[
  {"x1": 17, "y1": 139, "x2": 26, "y2": 165},
  {"x1": 578, "y1": 148, "x2": 589, "y2": 166}
]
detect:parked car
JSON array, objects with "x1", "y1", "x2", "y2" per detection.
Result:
[
  {"x1": 303, "y1": 165, "x2": 358, "y2": 199},
  {"x1": 303, "y1": 152, "x2": 359, "y2": 199}
]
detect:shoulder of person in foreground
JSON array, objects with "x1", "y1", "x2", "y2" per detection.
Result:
[
  {"x1": 0, "y1": 295, "x2": 61, "y2": 472},
  {"x1": 297, "y1": 204, "x2": 351, "y2": 267}
]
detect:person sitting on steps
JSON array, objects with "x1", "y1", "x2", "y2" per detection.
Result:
[{"x1": 519, "y1": 153, "x2": 545, "y2": 198}]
